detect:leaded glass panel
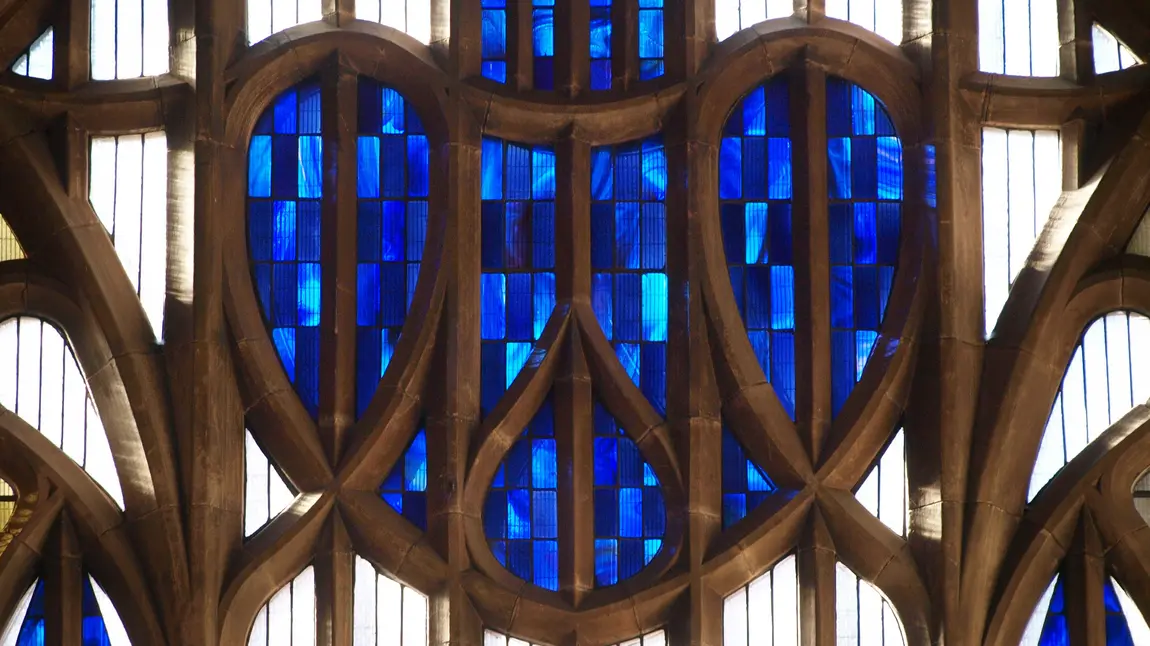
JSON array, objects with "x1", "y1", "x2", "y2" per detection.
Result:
[
  {"x1": 721, "y1": 426, "x2": 776, "y2": 528},
  {"x1": 379, "y1": 428, "x2": 428, "y2": 530},
  {"x1": 10, "y1": 28, "x2": 52, "y2": 80}
]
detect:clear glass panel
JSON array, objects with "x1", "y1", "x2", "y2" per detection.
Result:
[
  {"x1": 721, "y1": 426, "x2": 776, "y2": 528},
  {"x1": 90, "y1": 0, "x2": 169, "y2": 79},
  {"x1": 1112, "y1": 578, "x2": 1150, "y2": 645},
  {"x1": 715, "y1": 0, "x2": 792, "y2": 42},
  {"x1": 244, "y1": 429, "x2": 295, "y2": 538},
  {"x1": 247, "y1": 0, "x2": 323, "y2": 44},
  {"x1": 352, "y1": 555, "x2": 428, "y2": 646},
  {"x1": 0, "y1": 479, "x2": 15, "y2": 534},
  {"x1": 481, "y1": 0, "x2": 508, "y2": 82},
  {"x1": 978, "y1": 0, "x2": 1059, "y2": 75},
  {"x1": 379, "y1": 427, "x2": 428, "y2": 530},
  {"x1": 834, "y1": 562, "x2": 906, "y2": 646},
  {"x1": 480, "y1": 137, "x2": 556, "y2": 415},
  {"x1": 0, "y1": 317, "x2": 124, "y2": 508},
  {"x1": 89, "y1": 132, "x2": 169, "y2": 341},
  {"x1": 356, "y1": 0, "x2": 433, "y2": 43},
  {"x1": 825, "y1": 0, "x2": 902, "y2": 44},
  {"x1": 1127, "y1": 207, "x2": 1150, "y2": 257},
  {"x1": 723, "y1": 554, "x2": 800, "y2": 646},
  {"x1": 980, "y1": 127, "x2": 1061, "y2": 337},
  {"x1": 0, "y1": 580, "x2": 40, "y2": 646},
  {"x1": 1020, "y1": 576, "x2": 1064, "y2": 646},
  {"x1": 590, "y1": 136, "x2": 668, "y2": 414},
  {"x1": 1093, "y1": 24, "x2": 1141, "y2": 74},
  {"x1": 87, "y1": 576, "x2": 132, "y2": 645},
  {"x1": 0, "y1": 215, "x2": 24, "y2": 262},
  {"x1": 483, "y1": 630, "x2": 549, "y2": 646},
  {"x1": 611, "y1": 630, "x2": 667, "y2": 646},
  {"x1": 10, "y1": 28, "x2": 53, "y2": 80},
  {"x1": 1030, "y1": 312, "x2": 1150, "y2": 501},
  {"x1": 248, "y1": 566, "x2": 317, "y2": 646},
  {"x1": 855, "y1": 429, "x2": 906, "y2": 537}
]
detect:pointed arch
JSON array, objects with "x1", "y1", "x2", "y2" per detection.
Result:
[
  {"x1": 0, "y1": 580, "x2": 41, "y2": 646},
  {"x1": 1019, "y1": 576, "x2": 1061, "y2": 646},
  {"x1": 834, "y1": 561, "x2": 906, "y2": 646}
]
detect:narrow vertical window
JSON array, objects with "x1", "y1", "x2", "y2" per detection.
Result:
[
  {"x1": 90, "y1": 0, "x2": 169, "y2": 79},
  {"x1": 0, "y1": 580, "x2": 43, "y2": 644},
  {"x1": 86, "y1": 576, "x2": 132, "y2": 645},
  {"x1": 721, "y1": 426, "x2": 776, "y2": 528},
  {"x1": 1, "y1": 575, "x2": 131, "y2": 645},
  {"x1": 356, "y1": 81, "x2": 429, "y2": 418},
  {"x1": 723, "y1": 554, "x2": 800, "y2": 646},
  {"x1": 379, "y1": 428, "x2": 429, "y2": 530},
  {"x1": 1112, "y1": 579, "x2": 1150, "y2": 644},
  {"x1": 10, "y1": 28, "x2": 53, "y2": 80},
  {"x1": 481, "y1": 0, "x2": 508, "y2": 82},
  {"x1": 357, "y1": 0, "x2": 432, "y2": 44},
  {"x1": 352, "y1": 555, "x2": 428, "y2": 646},
  {"x1": 590, "y1": 137, "x2": 668, "y2": 414},
  {"x1": 484, "y1": 400, "x2": 559, "y2": 591},
  {"x1": 834, "y1": 563, "x2": 906, "y2": 646},
  {"x1": 825, "y1": 0, "x2": 902, "y2": 44},
  {"x1": 978, "y1": 0, "x2": 1059, "y2": 76},
  {"x1": 719, "y1": 76, "x2": 796, "y2": 418},
  {"x1": 244, "y1": 429, "x2": 295, "y2": 538},
  {"x1": 1093, "y1": 24, "x2": 1141, "y2": 74},
  {"x1": 714, "y1": 1, "x2": 792, "y2": 42},
  {"x1": 89, "y1": 132, "x2": 169, "y2": 340},
  {"x1": 1019, "y1": 576, "x2": 1064, "y2": 646},
  {"x1": 247, "y1": 0, "x2": 323, "y2": 44},
  {"x1": 589, "y1": 0, "x2": 613, "y2": 90},
  {"x1": 247, "y1": 81, "x2": 324, "y2": 418},
  {"x1": 480, "y1": 138, "x2": 556, "y2": 415},
  {"x1": 533, "y1": 0, "x2": 555, "y2": 90},
  {"x1": 981, "y1": 128, "x2": 1061, "y2": 335},
  {"x1": 0, "y1": 215, "x2": 24, "y2": 261},
  {"x1": 855, "y1": 429, "x2": 906, "y2": 537},
  {"x1": 638, "y1": 0, "x2": 664, "y2": 80},
  {"x1": 248, "y1": 568, "x2": 317, "y2": 646}
]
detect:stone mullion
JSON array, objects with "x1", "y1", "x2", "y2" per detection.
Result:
[
  {"x1": 319, "y1": 60, "x2": 358, "y2": 465},
  {"x1": 322, "y1": 0, "x2": 356, "y2": 26},
  {"x1": 511, "y1": 0, "x2": 534, "y2": 91},
  {"x1": 797, "y1": 506, "x2": 837, "y2": 646},
  {"x1": 557, "y1": 0, "x2": 590, "y2": 97},
  {"x1": 789, "y1": 60, "x2": 831, "y2": 463},
  {"x1": 557, "y1": 136, "x2": 591, "y2": 301},
  {"x1": 43, "y1": 514, "x2": 82, "y2": 646},
  {"x1": 795, "y1": 0, "x2": 825, "y2": 23},
  {"x1": 1058, "y1": 0, "x2": 1094, "y2": 84},
  {"x1": 448, "y1": 0, "x2": 481, "y2": 78},
  {"x1": 314, "y1": 513, "x2": 356, "y2": 646},
  {"x1": 55, "y1": 0, "x2": 89, "y2": 89},
  {"x1": 1063, "y1": 511, "x2": 1107, "y2": 646},
  {"x1": 612, "y1": 0, "x2": 637, "y2": 90}
]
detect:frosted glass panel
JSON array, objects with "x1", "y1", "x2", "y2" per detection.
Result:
[
  {"x1": 10, "y1": 28, "x2": 53, "y2": 80},
  {"x1": 357, "y1": 0, "x2": 432, "y2": 44},
  {"x1": 90, "y1": 576, "x2": 132, "y2": 646},
  {"x1": 89, "y1": 133, "x2": 169, "y2": 341},
  {"x1": 1093, "y1": 24, "x2": 1141, "y2": 74},
  {"x1": 244, "y1": 430, "x2": 295, "y2": 537},
  {"x1": 0, "y1": 215, "x2": 23, "y2": 262},
  {"x1": 981, "y1": 127, "x2": 1061, "y2": 337},
  {"x1": 978, "y1": 0, "x2": 1059, "y2": 75},
  {"x1": 1113, "y1": 578, "x2": 1150, "y2": 644},
  {"x1": 611, "y1": 630, "x2": 666, "y2": 646},
  {"x1": 483, "y1": 631, "x2": 548, "y2": 646},
  {"x1": 834, "y1": 562, "x2": 906, "y2": 646},
  {"x1": 825, "y1": 0, "x2": 902, "y2": 44},
  {"x1": 248, "y1": 0, "x2": 323, "y2": 44},
  {"x1": 715, "y1": 1, "x2": 793, "y2": 41},
  {"x1": 248, "y1": 566, "x2": 316, "y2": 646},
  {"x1": 724, "y1": 555, "x2": 800, "y2": 646},
  {"x1": 1019, "y1": 578, "x2": 1058, "y2": 646},
  {"x1": 0, "y1": 317, "x2": 124, "y2": 508},
  {"x1": 352, "y1": 555, "x2": 428, "y2": 646},
  {"x1": 90, "y1": 0, "x2": 169, "y2": 79},
  {"x1": 1029, "y1": 312, "x2": 1150, "y2": 501},
  {"x1": 0, "y1": 581, "x2": 37, "y2": 646},
  {"x1": 855, "y1": 429, "x2": 906, "y2": 537}
]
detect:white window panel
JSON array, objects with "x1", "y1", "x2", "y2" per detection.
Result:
[
  {"x1": 1018, "y1": 577, "x2": 1058, "y2": 646},
  {"x1": 248, "y1": 0, "x2": 323, "y2": 44},
  {"x1": 0, "y1": 581, "x2": 37, "y2": 646},
  {"x1": 244, "y1": 430, "x2": 295, "y2": 537},
  {"x1": 724, "y1": 554, "x2": 799, "y2": 646},
  {"x1": 981, "y1": 127, "x2": 1061, "y2": 337},
  {"x1": 88, "y1": 133, "x2": 168, "y2": 342},
  {"x1": 0, "y1": 214, "x2": 23, "y2": 262},
  {"x1": 1029, "y1": 312, "x2": 1150, "y2": 501},
  {"x1": 0, "y1": 317, "x2": 124, "y2": 508},
  {"x1": 825, "y1": 0, "x2": 901, "y2": 44},
  {"x1": 1113, "y1": 578, "x2": 1150, "y2": 644},
  {"x1": 610, "y1": 630, "x2": 666, "y2": 646},
  {"x1": 353, "y1": 555, "x2": 428, "y2": 646},
  {"x1": 714, "y1": 0, "x2": 793, "y2": 42},
  {"x1": 834, "y1": 562, "x2": 905, "y2": 646},
  {"x1": 357, "y1": 0, "x2": 432, "y2": 44},
  {"x1": 10, "y1": 28, "x2": 53, "y2": 80},
  {"x1": 90, "y1": 576, "x2": 132, "y2": 646},
  {"x1": 1093, "y1": 24, "x2": 1141, "y2": 74},
  {"x1": 249, "y1": 566, "x2": 316, "y2": 646},
  {"x1": 1128, "y1": 208, "x2": 1150, "y2": 257},
  {"x1": 90, "y1": 0, "x2": 168, "y2": 79},
  {"x1": 979, "y1": 0, "x2": 1059, "y2": 76},
  {"x1": 856, "y1": 429, "x2": 907, "y2": 537}
]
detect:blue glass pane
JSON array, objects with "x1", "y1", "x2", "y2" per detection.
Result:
[
  {"x1": 826, "y1": 77, "x2": 901, "y2": 418},
  {"x1": 485, "y1": 400, "x2": 559, "y2": 590},
  {"x1": 638, "y1": 9, "x2": 664, "y2": 79},
  {"x1": 722, "y1": 426, "x2": 776, "y2": 528},
  {"x1": 380, "y1": 427, "x2": 429, "y2": 530},
  {"x1": 80, "y1": 574, "x2": 113, "y2": 645},
  {"x1": 593, "y1": 404, "x2": 666, "y2": 587},
  {"x1": 533, "y1": 5, "x2": 554, "y2": 89},
  {"x1": 14, "y1": 580, "x2": 46, "y2": 646},
  {"x1": 482, "y1": 9, "x2": 507, "y2": 83},
  {"x1": 1106, "y1": 580, "x2": 1138, "y2": 646}
]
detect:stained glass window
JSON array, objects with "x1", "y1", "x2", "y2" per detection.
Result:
[
  {"x1": 0, "y1": 316, "x2": 124, "y2": 508},
  {"x1": 10, "y1": 28, "x2": 52, "y2": 80},
  {"x1": 244, "y1": 429, "x2": 295, "y2": 538},
  {"x1": 1019, "y1": 576, "x2": 1065, "y2": 646},
  {"x1": 714, "y1": 1, "x2": 792, "y2": 42},
  {"x1": 1093, "y1": 24, "x2": 1141, "y2": 74},
  {"x1": 83, "y1": 575, "x2": 132, "y2": 645},
  {"x1": 1020, "y1": 575, "x2": 1150, "y2": 645},
  {"x1": 89, "y1": 132, "x2": 169, "y2": 341},
  {"x1": 481, "y1": 0, "x2": 508, "y2": 83},
  {"x1": 247, "y1": 0, "x2": 322, "y2": 44},
  {"x1": 358, "y1": 0, "x2": 432, "y2": 44},
  {"x1": 719, "y1": 75, "x2": 796, "y2": 418},
  {"x1": 1030, "y1": 312, "x2": 1150, "y2": 501},
  {"x1": 590, "y1": 0, "x2": 613, "y2": 90},
  {"x1": 356, "y1": 80, "x2": 429, "y2": 418},
  {"x1": 721, "y1": 426, "x2": 776, "y2": 528},
  {"x1": 533, "y1": 0, "x2": 555, "y2": 90},
  {"x1": 0, "y1": 215, "x2": 23, "y2": 261},
  {"x1": 480, "y1": 138, "x2": 556, "y2": 415},
  {"x1": 981, "y1": 127, "x2": 1061, "y2": 336},
  {"x1": 855, "y1": 429, "x2": 906, "y2": 537},
  {"x1": 90, "y1": 0, "x2": 169, "y2": 79},
  {"x1": 978, "y1": 0, "x2": 1059, "y2": 76},
  {"x1": 352, "y1": 555, "x2": 428, "y2": 646},
  {"x1": 248, "y1": 566, "x2": 316, "y2": 646},
  {"x1": 591, "y1": 137, "x2": 668, "y2": 414},
  {"x1": 248, "y1": 81, "x2": 324, "y2": 418},
  {"x1": 0, "y1": 580, "x2": 44, "y2": 646},
  {"x1": 638, "y1": 0, "x2": 664, "y2": 81},
  {"x1": 484, "y1": 400, "x2": 559, "y2": 591},
  {"x1": 834, "y1": 562, "x2": 906, "y2": 646},
  {"x1": 379, "y1": 428, "x2": 428, "y2": 530},
  {"x1": 827, "y1": 78, "x2": 902, "y2": 416},
  {"x1": 592, "y1": 404, "x2": 665, "y2": 587},
  {"x1": 723, "y1": 554, "x2": 800, "y2": 646},
  {"x1": 825, "y1": 0, "x2": 902, "y2": 44}
]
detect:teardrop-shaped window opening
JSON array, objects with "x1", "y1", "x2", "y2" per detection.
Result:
[
  {"x1": 379, "y1": 426, "x2": 428, "y2": 530},
  {"x1": 248, "y1": 566, "x2": 316, "y2": 646},
  {"x1": 834, "y1": 562, "x2": 906, "y2": 646},
  {"x1": 483, "y1": 398, "x2": 558, "y2": 591},
  {"x1": 244, "y1": 429, "x2": 296, "y2": 538},
  {"x1": 721, "y1": 425, "x2": 776, "y2": 529},
  {"x1": 723, "y1": 554, "x2": 800, "y2": 645},
  {"x1": 855, "y1": 429, "x2": 907, "y2": 537},
  {"x1": 84, "y1": 574, "x2": 131, "y2": 645},
  {"x1": 0, "y1": 579, "x2": 44, "y2": 646}
]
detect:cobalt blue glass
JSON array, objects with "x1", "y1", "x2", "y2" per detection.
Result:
[
  {"x1": 13, "y1": 579, "x2": 45, "y2": 645},
  {"x1": 81, "y1": 574, "x2": 114, "y2": 644},
  {"x1": 356, "y1": 79, "x2": 430, "y2": 419},
  {"x1": 592, "y1": 403, "x2": 666, "y2": 586},
  {"x1": 719, "y1": 75, "x2": 797, "y2": 419},
  {"x1": 721, "y1": 426, "x2": 776, "y2": 528},
  {"x1": 638, "y1": 0, "x2": 664, "y2": 80},
  {"x1": 482, "y1": 0, "x2": 508, "y2": 82},
  {"x1": 533, "y1": 0, "x2": 554, "y2": 90},
  {"x1": 591, "y1": 136, "x2": 668, "y2": 415},
  {"x1": 249, "y1": 80, "x2": 324, "y2": 418},
  {"x1": 481, "y1": 137, "x2": 557, "y2": 415},
  {"x1": 590, "y1": 0, "x2": 613, "y2": 90},
  {"x1": 1105, "y1": 579, "x2": 1137, "y2": 646},
  {"x1": 380, "y1": 427, "x2": 429, "y2": 530},
  {"x1": 485, "y1": 399, "x2": 559, "y2": 591},
  {"x1": 1035, "y1": 576, "x2": 1068, "y2": 646},
  {"x1": 826, "y1": 77, "x2": 902, "y2": 417}
]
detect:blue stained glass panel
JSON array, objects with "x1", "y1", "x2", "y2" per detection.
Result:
[
  {"x1": 826, "y1": 77, "x2": 901, "y2": 418},
  {"x1": 482, "y1": 6, "x2": 508, "y2": 83},
  {"x1": 13, "y1": 579, "x2": 46, "y2": 645},
  {"x1": 486, "y1": 400, "x2": 559, "y2": 590},
  {"x1": 590, "y1": 3, "x2": 612, "y2": 91},
  {"x1": 248, "y1": 80, "x2": 324, "y2": 418},
  {"x1": 379, "y1": 427, "x2": 428, "y2": 529},
  {"x1": 80, "y1": 575, "x2": 115, "y2": 645},
  {"x1": 1035, "y1": 576, "x2": 1069, "y2": 646},
  {"x1": 533, "y1": 3, "x2": 554, "y2": 89},
  {"x1": 638, "y1": 5, "x2": 664, "y2": 80},
  {"x1": 1105, "y1": 579, "x2": 1140, "y2": 646},
  {"x1": 720, "y1": 76, "x2": 796, "y2": 419},
  {"x1": 722, "y1": 426, "x2": 776, "y2": 528}
]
